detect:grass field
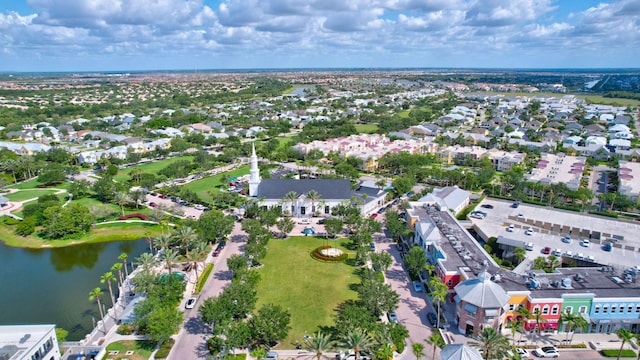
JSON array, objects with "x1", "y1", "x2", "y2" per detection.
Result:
[
  {"x1": 182, "y1": 165, "x2": 249, "y2": 200},
  {"x1": 113, "y1": 155, "x2": 194, "y2": 182},
  {"x1": 10, "y1": 178, "x2": 45, "y2": 190},
  {"x1": 104, "y1": 340, "x2": 156, "y2": 360},
  {"x1": 4, "y1": 189, "x2": 59, "y2": 202},
  {"x1": 355, "y1": 124, "x2": 379, "y2": 133},
  {"x1": 255, "y1": 236, "x2": 358, "y2": 349}
]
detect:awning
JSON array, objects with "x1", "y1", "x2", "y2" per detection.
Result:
[
  {"x1": 464, "y1": 303, "x2": 478, "y2": 313},
  {"x1": 485, "y1": 308, "x2": 500, "y2": 316}
]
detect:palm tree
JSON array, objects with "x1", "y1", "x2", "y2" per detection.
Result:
[
  {"x1": 111, "y1": 263, "x2": 123, "y2": 288},
  {"x1": 339, "y1": 329, "x2": 373, "y2": 360},
  {"x1": 185, "y1": 242, "x2": 208, "y2": 283},
  {"x1": 303, "y1": 331, "x2": 335, "y2": 360},
  {"x1": 424, "y1": 333, "x2": 444, "y2": 360},
  {"x1": 560, "y1": 311, "x2": 588, "y2": 344},
  {"x1": 144, "y1": 231, "x2": 154, "y2": 254},
  {"x1": 469, "y1": 327, "x2": 511, "y2": 360},
  {"x1": 162, "y1": 248, "x2": 180, "y2": 274},
  {"x1": 114, "y1": 191, "x2": 129, "y2": 216},
  {"x1": 506, "y1": 317, "x2": 524, "y2": 344},
  {"x1": 135, "y1": 252, "x2": 156, "y2": 273},
  {"x1": 375, "y1": 178, "x2": 387, "y2": 190},
  {"x1": 513, "y1": 248, "x2": 526, "y2": 265},
  {"x1": 119, "y1": 253, "x2": 129, "y2": 278},
  {"x1": 88, "y1": 287, "x2": 108, "y2": 333},
  {"x1": 615, "y1": 328, "x2": 633, "y2": 360},
  {"x1": 306, "y1": 189, "x2": 321, "y2": 216},
  {"x1": 428, "y1": 277, "x2": 448, "y2": 329},
  {"x1": 283, "y1": 191, "x2": 298, "y2": 216},
  {"x1": 100, "y1": 272, "x2": 118, "y2": 320},
  {"x1": 546, "y1": 255, "x2": 560, "y2": 271},
  {"x1": 532, "y1": 309, "x2": 547, "y2": 336},
  {"x1": 154, "y1": 233, "x2": 172, "y2": 252},
  {"x1": 412, "y1": 343, "x2": 425, "y2": 360},
  {"x1": 375, "y1": 343, "x2": 395, "y2": 360},
  {"x1": 174, "y1": 226, "x2": 198, "y2": 257}
]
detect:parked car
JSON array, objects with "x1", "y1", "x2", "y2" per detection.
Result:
[
  {"x1": 412, "y1": 280, "x2": 423, "y2": 292},
  {"x1": 506, "y1": 224, "x2": 515, "y2": 232},
  {"x1": 512, "y1": 201, "x2": 520, "y2": 208},
  {"x1": 525, "y1": 228, "x2": 534, "y2": 236},
  {"x1": 542, "y1": 247, "x2": 551, "y2": 254},
  {"x1": 218, "y1": 240, "x2": 226, "y2": 249},
  {"x1": 149, "y1": 202, "x2": 158, "y2": 207},
  {"x1": 298, "y1": 218, "x2": 310, "y2": 225},
  {"x1": 213, "y1": 247, "x2": 221, "y2": 257},
  {"x1": 561, "y1": 236, "x2": 572, "y2": 243},
  {"x1": 370, "y1": 213, "x2": 378, "y2": 218},
  {"x1": 552, "y1": 248, "x2": 563, "y2": 256},
  {"x1": 525, "y1": 242, "x2": 534, "y2": 251},
  {"x1": 603, "y1": 243, "x2": 613, "y2": 252},
  {"x1": 480, "y1": 204, "x2": 494, "y2": 209},
  {"x1": 387, "y1": 310, "x2": 398, "y2": 323},
  {"x1": 261, "y1": 351, "x2": 279, "y2": 360},
  {"x1": 533, "y1": 346, "x2": 559, "y2": 358},
  {"x1": 185, "y1": 297, "x2": 197, "y2": 309},
  {"x1": 426, "y1": 312, "x2": 438, "y2": 326},
  {"x1": 317, "y1": 218, "x2": 325, "y2": 224},
  {"x1": 580, "y1": 239, "x2": 590, "y2": 247}
]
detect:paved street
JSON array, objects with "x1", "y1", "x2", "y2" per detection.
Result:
[{"x1": 168, "y1": 222, "x2": 247, "y2": 360}]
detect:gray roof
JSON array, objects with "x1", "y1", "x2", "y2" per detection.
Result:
[
  {"x1": 256, "y1": 179, "x2": 352, "y2": 200},
  {"x1": 440, "y1": 344, "x2": 483, "y2": 360},
  {"x1": 455, "y1": 268, "x2": 510, "y2": 309}
]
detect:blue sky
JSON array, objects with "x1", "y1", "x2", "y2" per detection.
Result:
[{"x1": 0, "y1": 0, "x2": 638, "y2": 71}]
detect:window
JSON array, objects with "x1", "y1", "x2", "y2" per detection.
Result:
[
  {"x1": 447, "y1": 279, "x2": 453, "y2": 286},
  {"x1": 565, "y1": 306, "x2": 573, "y2": 314},
  {"x1": 595, "y1": 305, "x2": 601, "y2": 314},
  {"x1": 325, "y1": 206, "x2": 330, "y2": 214},
  {"x1": 612, "y1": 305, "x2": 617, "y2": 313},
  {"x1": 552, "y1": 305, "x2": 559, "y2": 315},
  {"x1": 542, "y1": 305, "x2": 549, "y2": 315},
  {"x1": 301, "y1": 206, "x2": 306, "y2": 215},
  {"x1": 509, "y1": 304, "x2": 515, "y2": 311},
  {"x1": 579, "y1": 306, "x2": 587, "y2": 314},
  {"x1": 533, "y1": 305, "x2": 540, "y2": 314},
  {"x1": 603, "y1": 305, "x2": 609, "y2": 314},
  {"x1": 629, "y1": 305, "x2": 634, "y2": 313},
  {"x1": 619, "y1": 306, "x2": 625, "y2": 314},
  {"x1": 636, "y1": 305, "x2": 640, "y2": 313},
  {"x1": 518, "y1": 304, "x2": 524, "y2": 309}
]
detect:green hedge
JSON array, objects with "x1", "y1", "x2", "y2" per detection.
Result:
[
  {"x1": 601, "y1": 349, "x2": 636, "y2": 358},
  {"x1": 154, "y1": 339, "x2": 174, "y2": 359},
  {"x1": 194, "y1": 263, "x2": 214, "y2": 294}
]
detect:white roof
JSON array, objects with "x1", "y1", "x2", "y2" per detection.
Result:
[
  {"x1": 441, "y1": 344, "x2": 483, "y2": 360},
  {"x1": 454, "y1": 268, "x2": 510, "y2": 309}
]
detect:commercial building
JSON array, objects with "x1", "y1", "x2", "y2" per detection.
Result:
[{"x1": 0, "y1": 324, "x2": 61, "y2": 360}]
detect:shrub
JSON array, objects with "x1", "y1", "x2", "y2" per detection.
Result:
[
  {"x1": 117, "y1": 323, "x2": 135, "y2": 335},
  {"x1": 4, "y1": 216, "x2": 20, "y2": 225},
  {"x1": 154, "y1": 339, "x2": 174, "y2": 359},
  {"x1": 207, "y1": 336, "x2": 224, "y2": 355},
  {"x1": 118, "y1": 213, "x2": 149, "y2": 221},
  {"x1": 194, "y1": 263, "x2": 214, "y2": 294},
  {"x1": 601, "y1": 349, "x2": 636, "y2": 358},
  {"x1": 15, "y1": 216, "x2": 36, "y2": 236}
]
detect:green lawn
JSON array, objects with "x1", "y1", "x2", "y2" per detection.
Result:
[
  {"x1": 182, "y1": 166, "x2": 249, "y2": 200},
  {"x1": 355, "y1": 124, "x2": 379, "y2": 133},
  {"x1": 104, "y1": 340, "x2": 156, "y2": 360},
  {"x1": 255, "y1": 236, "x2": 359, "y2": 349},
  {"x1": 10, "y1": 178, "x2": 45, "y2": 190},
  {"x1": 113, "y1": 155, "x2": 194, "y2": 182},
  {"x1": 5, "y1": 189, "x2": 59, "y2": 202}
]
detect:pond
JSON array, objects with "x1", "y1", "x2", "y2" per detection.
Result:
[{"x1": 0, "y1": 240, "x2": 149, "y2": 341}]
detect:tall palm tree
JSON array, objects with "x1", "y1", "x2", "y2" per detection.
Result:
[
  {"x1": 303, "y1": 331, "x2": 335, "y2": 360},
  {"x1": 144, "y1": 230, "x2": 154, "y2": 254},
  {"x1": 306, "y1": 189, "x2": 321, "y2": 216},
  {"x1": 283, "y1": 191, "x2": 298, "y2": 216},
  {"x1": 185, "y1": 242, "x2": 208, "y2": 283},
  {"x1": 162, "y1": 248, "x2": 180, "y2": 274},
  {"x1": 428, "y1": 278, "x2": 448, "y2": 329},
  {"x1": 615, "y1": 328, "x2": 633, "y2": 360},
  {"x1": 154, "y1": 233, "x2": 172, "y2": 252},
  {"x1": 135, "y1": 252, "x2": 156, "y2": 273},
  {"x1": 375, "y1": 343, "x2": 395, "y2": 360},
  {"x1": 111, "y1": 263, "x2": 123, "y2": 289},
  {"x1": 469, "y1": 327, "x2": 511, "y2": 360},
  {"x1": 532, "y1": 309, "x2": 547, "y2": 335},
  {"x1": 100, "y1": 272, "x2": 118, "y2": 320},
  {"x1": 424, "y1": 333, "x2": 444, "y2": 360},
  {"x1": 339, "y1": 329, "x2": 373, "y2": 360},
  {"x1": 412, "y1": 343, "x2": 425, "y2": 360},
  {"x1": 119, "y1": 253, "x2": 129, "y2": 278},
  {"x1": 506, "y1": 317, "x2": 524, "y2": 344},
  {"x1": 114, "y1": 191, "x2": 129, "y2": 216},
  {"x1": 88, "y1": 287, "x2": 108, "y2": 333},
  {"x1": 174, "y1": 226, "x2": 198, "y2": 257}
]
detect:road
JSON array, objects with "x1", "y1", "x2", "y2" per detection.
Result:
[{"x1": 168, "y1": 222, "x2": 247, "y2": 360}]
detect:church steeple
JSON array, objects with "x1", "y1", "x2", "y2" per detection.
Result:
[{"x1": 249, "y1": 142, "x2": 261, "y2": 197}]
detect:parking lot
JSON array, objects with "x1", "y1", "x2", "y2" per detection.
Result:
[{"x1": 470, "y1": 198, "x2": 640, "y2": 269}]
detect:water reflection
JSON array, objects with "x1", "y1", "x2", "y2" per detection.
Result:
[{"x1": 50, "y1": 243, "x2": 108, "y2": 271}]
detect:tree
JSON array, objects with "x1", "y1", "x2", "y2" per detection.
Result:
[
  {"x1": 403, "y1": 246, "x2": 427, "y2": 280},
  {"x1": 197, "y1": 210, "x2": 235, "y2": 244},
  {"x1": 412, "y1": 343, "x2": 425, "y2": 360},
  {"x1": 174, "y1": 226, "x2": 198, "y2": 257},
  {"x1": 615, "y1": 328, "x2": 633, "y2": 360},
  {"x1": 306, "y1": 189, "x2": 321, "y2": 215},
  {"x1": 37, "y1": 164, "x2": 66, "y2": 185},
  {"x1": 356, "y1": 272, "x2": 400, "y2": 317},
  {"x1": 304, "y1": 331, "x2": 336, "y2": 360},
  {"x1": 114, "y1": 191, "x2": 129, "y2": 216},
  {"x1": 88, "y1": 287, "x2": 108, "y2": 333},
  {"x1": 339, "y1": 329, "x2": 374, "y2": 360},
  {"x1": 560, "y1": 311, "x2": 588, "y2": 344},
  {"x1": 324, "y1": 218, "x2": 344, "y2": 238},
  {"x1": 154, "y1": 233, "x2": 173, "y2": 252},
  {"x1": 68, "y1": 179, "x2": 92, "y2": 199},
  {"x1": 375, "y1": 343, "x2": 395, "y2": 360},
  {"x1": 428, "y1": 277, "x2": 448, "y2": 329},
  {"x1": 276, "y1": 217, "x2": 295, "y2": 238},
  {"x1": 506, "y1": 318, "x2": 524, "y2": 344},
  {"x1": 15, "y1": 216, "x2": 36, "y2": 236},
  {"x1": 186, "y1": 242, "x2": 208, "y2": 282},
  {"x1": 283, "y1": 191, "x2": 298, "y2": 216},
  {"x1": 145, "y1": 305, "x2": 183, "y2": 344},
  {"x1": 469, "y1": 327, "x2": 511, "y2": 360},
  {"x1": 119, "y1": 252, "x2": 130, "y2": 278},
  {"x1": 162, "y1": 248, "x2": 180, "y2": 274},
  {"x1": 370, "y1": 252, "x2": 393, "y2": 273},
  {"x1": 111, "y1": 263, "x2": 124, "y2": 289},
  {"x1": 135, "y1": 252, "x2": 156, "y2": 274},
  {"x1": 93, "y1": 175, "x2": 117, "y2": 202},
  {"x1": 248, "y1": 304, "x2": 291, "y2": 347},
  {"x1": 384, "y1": 210, "x2": 406, "y2": 241},
  {"x1": 425, "y1": 333, "x2": 444, "y2": 360},
  {"x1": 100, "y1": 271, "x2": 118, "y2": 320},
  {"x1": 513, "y1": 248, "x2": 526, "y2": 265}
]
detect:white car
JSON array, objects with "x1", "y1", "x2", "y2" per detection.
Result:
[
  {"x1": 298, "y1": 218, "x2": 310, "y2": 225},
  {"x1": 565, "y1": 250, "x2": 573, "y2": 258},
  {"x1": 525, "y1": 228, "x2": 534, "y2": 236},
  {"x1": 561, "y1": 236, "x2": 572, "y2": 244},
  {"x1": 185, "y1": 297, "x2": 197, "y2": 309},
  {"x1": 506, "y1": 224, "x2": 515, "y2": 232},
  {"x1": 525, "y1": 242, "x2": 534, "y2": 251},
  {"x1": 533, "y1": 346, "x2": 559, "y2": 358},
  {"x1": 507, "y1": 348, "x2": 530, "y2": 358},
  {"x1": 552, "y1": 248, "x2": 563, "y2": 256},
  {"x1": 580, "y1": 239, "x2": 590, "y2": 247}
]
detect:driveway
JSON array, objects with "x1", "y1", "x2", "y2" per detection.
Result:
[{"x1": 168, "y1": 222, "x2": 246, "y2": 360}]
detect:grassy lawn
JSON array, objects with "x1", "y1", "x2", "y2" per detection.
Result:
[
  {"x1": 255, "y1": 236, "x2": 359, "y2": 349},
  {"x1": 113, "y1": 155, "x2": 194, "y2": 182},
  {"x1": 0, "y1": 219, "x2": 161, "y2": 248},
  {"x1": 4, "y1": 189, "x2": 59, "y2": 202},
  {"x1": 355, "y1": 124, "x2": 379, "y2": 133},
  {"x1": 9, "y1": 178, "x2": 44, "y2": 190},
  {"x1": 182, "y1": 165, "x2": 249, "y2": 199},
  {"x1": 104, "y1": 340, "x2": 156, "y2": 360}
]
